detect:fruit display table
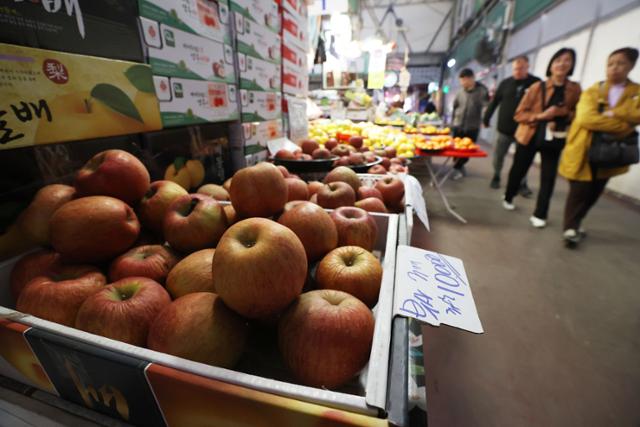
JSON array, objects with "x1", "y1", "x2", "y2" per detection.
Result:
[{"x1": 415, "y1": 149, "x2": 488, "y2": 223}]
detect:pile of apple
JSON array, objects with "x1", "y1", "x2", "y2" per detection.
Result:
[{"x1": 8, "y1": 150, "x2": 400, "y2": 390}]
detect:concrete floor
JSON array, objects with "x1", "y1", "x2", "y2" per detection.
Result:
[{"x1": 410, "y1": 150, "x2": 640, "y2": 426}]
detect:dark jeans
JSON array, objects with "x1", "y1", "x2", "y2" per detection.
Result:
[
  {"x1": 453, "y1": 128, "x2": 479, "y2": 170},
  {"x1": 563, "y1": 177, "x2": 608, "y2": 231},
  {"x1": 492, "y1": 132, "x2": 528, "y2": 186},
  {"x1": 504, "y1": 139, "x2": 565, "y2": 219}
]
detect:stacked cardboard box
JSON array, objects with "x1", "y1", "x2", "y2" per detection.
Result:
[{"x1": 139, "y1": 0, "x2": 239, "y2": 127}]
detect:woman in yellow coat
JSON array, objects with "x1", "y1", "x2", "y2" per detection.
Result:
[{"x1": 559, "y1": 47, "x2": 640, "y2": 246}]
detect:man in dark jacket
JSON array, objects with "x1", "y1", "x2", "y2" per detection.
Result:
[
  {"x1": 483, "y1": 56, "x2": 540, "y2": 193},
  {"x1": 451, "y1": 68, "x2": 489, "y2": 178}
]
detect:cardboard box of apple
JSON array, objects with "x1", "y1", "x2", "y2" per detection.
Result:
[{"x1": 4, "y1": 149, "x2": 400, "y2": 400}]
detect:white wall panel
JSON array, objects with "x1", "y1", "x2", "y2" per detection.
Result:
[{"x1": 532, "y1": 27, "x2": 590, "y2": 83}]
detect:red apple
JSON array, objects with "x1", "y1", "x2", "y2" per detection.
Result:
[
  {"x1": 324, "y1": 138, "x2": 338, "y2": 151},
  {"x1": 197, "y1": 184, "x2": 230, "y2": 201},
  {"x1": 301, "y1": 140, "x2": 320, "y2": 155},
  {"x1": 230, "y1": 162, "x2": 287, "y2": 218},
  {"x1": 307, "y1": 181, "x2": 323, "y2": 196},
  {"x1": 276, "y1": 165, "x2": 290, "y2": 178},
  {"x1": 300, "y1": 153, "x2": 313, "y2": 161},
  {"x1": 16, "y1": 184, "x2": 75, "y2": 245},
  {"x1": 368, "y1": 165, "x2": 387, "y2": 174},
  {"x1": 164, "y1": 194, "x2": 227, "y2": 253},
  {"x1": 390, "y1": 157, "x2": 405, "y2": 165},
  {"x1": 137, "y1": 180, "x2": 188, "y2": 236},
  {"x1": 278, "y1": 289, "x2": 374, "y2": 389},
  {"x1": 282, "y1": 200, "x2": 308, "y2": 213},
  {"x1": 348, "y1": 152, "x2": 365, "y2": 165},
  {"x1": 384, "y1": 147, "x2": 397, "y2": 158},
  {"x1": 316, "y1": 246, "x2": 382, "y2": 307},
  {"x1": 166, "y1": 249, "x2": 215, "y2": 298},
  {"x1": 357, "y1": 186, "x2": 383, "y2": 201},
  {"x1": 348, "y1": 136, "x2": 363, "y2": 150},
  {"x1": 389, "y1": 164, "x2": 408, "y2": 174},
  {"x1": 275, "y1": 149, "x2": 296, "y2": 160},
  {"x1": 380, "y1": 157, "x2": 391, "y2": 169},
  {"x1": 74, "y1": 149, "x2": 150, "y2": 204},
  {"x1": 358, "y1": 146, "x2": 370, "y2": 153},
  {"x1": 329, "y1": 207, "x2": 378, "y2": 251},
  {"x1": 223, "y1": 204, "x2": 237, "y2": 225},
  {"x1": 324, "y1": 166, "x2": 361, "y2": 192},
  {"x1": 375, "y1": 176, "x2": 405, "y2": 207},
  {"x1": 309, "y1": 193, "x2": 318, "y2": 204},
  {"x1": 75, "y1": 277, "x2": 171, "y2": 347},
  {"x1": 333, "y1": 156, "x2": 350, "y2": 166},
  {"x1": 330, "y1": 144, "x2": 351, "y2": 157},
  {"x1": 293, "y1": 151, "x2": 304, "y2": 159},
  {"x1": 316, "y1": 182, "x2": 356, "y2": 209},
  {"x1": 286, "y1": 178, "x2": 309, "y2": 201},
  {"x1": 10, "y1": 250, "x2": 61, "y2": 301},
  {"x1": 355, "y1": 197, "x2": 388, "y2": 213},
  {"x1": 278, "y1": 202, "x2": 338, "y2": 262},
  {"x1": 50, "y1": 196, "x2": 140, "y2": 263},
  {"x1": 16, "y1": 264, "x2": 106, "y2": 327},
  {"x1": 223, "y1": 178, "x2": 232, "y2": 191},
  {"x1": 374, "y1": 149, "x2": 386, "y2": 157},
  {"x1": 109, "y1": 245, "x2": 179, "y2": 284},
  {"x1": 311, "y1": 148, "x2": 332, "y2": 159},
  {"x1": 147, "y1": 292, "x2": 248, "y2": 368},
  {"x1": 212, "y1": 218, "x2": 306, "y2": 319},
  {"x1": 363, "y1": 152, "x2": 377, "y2": 163}
]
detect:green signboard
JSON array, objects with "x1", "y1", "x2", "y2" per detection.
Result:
[{"x1": 513, "y1": 0, "x2": 556, "y2": 28}]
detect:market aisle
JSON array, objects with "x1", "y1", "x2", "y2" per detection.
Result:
[{"x1": 410, "y1": 149, "x2": 640, "y2": 427}]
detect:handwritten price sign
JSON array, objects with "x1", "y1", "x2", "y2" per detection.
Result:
[{"x1": 393, "y1": 245, "x2": 483, "y2": 333}]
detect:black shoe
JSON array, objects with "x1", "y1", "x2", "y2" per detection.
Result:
[
  {"x1": 490, "y1": 177, "x2": 500, "y2": 189},
  {"x1": 519, "y1": 185, "x2": 533, "y2": 198}
]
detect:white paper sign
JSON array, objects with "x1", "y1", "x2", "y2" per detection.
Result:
[
  {"x1": 267, "y1": 137, "x2": 301, "y2": 155},
  {"x1": 393, "y1": 245, "x2": 483, "y2": 333},
  {"x1": 400, "y1": 174, "x2": 429, "y2": 231}
]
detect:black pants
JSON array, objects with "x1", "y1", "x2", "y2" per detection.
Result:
[
  {"x1": 563, "y1": 177, "x2": 608, "y2": 231},
  {"x1": 453, "y1": 128, "x2": 479, "y2": 170},
  {"x1": 504, "y1": 139, "x2": 565, "y2": 219}
]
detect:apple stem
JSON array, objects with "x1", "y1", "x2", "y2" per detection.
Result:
[{"x1": 84, "y1": 98, "x2": 92, "y2": 114}]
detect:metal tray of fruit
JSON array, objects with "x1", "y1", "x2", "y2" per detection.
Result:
[
  {"x1": 273, "y1": 157, "x2": 338, "y2": 173},
  {"x1": 0, "y1": 213, "x2": 399, "y2": 417}
]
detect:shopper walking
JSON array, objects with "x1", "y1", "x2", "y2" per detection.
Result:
[
  {"x1": 559, "y1": 47, "x2": 640, "y2": 247},
  {"x1": 451, "y1": 68, "x2": 489, "y2": 179},
  {"x1": 502, "y1": 48, "x2": 581, "y2": 229},
  {"x1": 483, "y1": 56, "x2": 540, "y2": 193}
]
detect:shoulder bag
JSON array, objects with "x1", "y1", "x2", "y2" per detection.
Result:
[{"x1": 588, "y1": 82, "x2": 639, "y2": 168}]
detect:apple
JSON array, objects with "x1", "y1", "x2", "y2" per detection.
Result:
[
  {"x1": 147, "y1": 292, "x2": 248, "y2": 368},
  {"x1": 375, "y1": 176, "x2": 405, "y2": 207},
  {"x1": 389, "y1": 164, "x2": 408, "y2": 174},
  {"x1": 355, "y1": 197, "x2": 388, "y2": 213},
  {"x1": 386, "y1": 196, "x2": 406, "y2": 214},
  {"x1": 10, "y1": 250, "x2": 61, "y2": 301},
  {"x1": 307, "y1": 181, "x2": 323, "y2": 196},
  {"x1": 333, "y1": 157, "x2": 350, "y2": 166},
  {"x1": 109, "y1": 245, "x2": 179, "y2": 284},
  {"x1": 380, "y1": 157, "x2": 391, "y2": 169},
  {"x1": 164, "y1": 194, "x2": 227, "y2": 253},
  {"x1": 276, "y1": 165, "x2": 290, "y2": 178},
  {"x1": 309, "y1": 193, "x2": 318, "y2": 204},
  {"x1": 390, "y1": 157, "x2": 406, "y2": 165},
  {"x1": 311, "y1": 148, "x2": 332, "y2": 159},
  {"x1": 358, "y1": 146, "x2": 370, "y2": 153},
  {"x1": 282, "y1": 200, "x2": 308, "y2": 213},
  {"x1": 374, "y1": 149, "x2": 386, "y2": 157},
  {"x1": 289, "y1": 174, "x2": 301, "y2": 180},
  {"x1": 223, "y1": 178, "x2": 232, "y2": 191},
  {"x1": 277, "y1": 202, "x2": 338, "y2": 262},
  {"x1": 223, "y1": 204, "x2": 237, "y2": 225},
  {"x1": 330, "y1": 144, "x2": 351, "y2": 157},
  {"x1": 230, "y1": 162, "x2": 287, "y2": 218},
  {"x1": 363, "y1": 152, "x2": 377, "y2": 163},
  {"x1": 50, "y1": 196, "x2": 140, "y2": 263},
  {"x1": 368, "y1": 165, "x2": 387, "y2": 174},
  {"x1": 316, "y1": 182, "x2": 356, "y2": 209},
  {"x1": 212, "y1": 218, "x2": 306, "y2": 319},
  {"x1": 324, "y1": 166, "x2": 361, "y2": 192},
  {"x1": 301, "y1": 140, "x2": 319, "y2": 155},
  {"x1": 166, "y1": 249, "x2": 215, "y2": 298},
  {"x1": 293, "y1": 151, "x2": 304, "y2": 160},
  {"x1": 137, "y1": 180, "x2": 188, "y2": 236},
  {"x1": 324, "y1": 138, "x2": 338, "y2": 151},
  {"x1": 384, "y1": 147, "x2": 397, "y2": 158},
  {"x1": 16, "y1": 264, "x2": 106, "y2": 327},
  {"x1": 75, "y1": 277, "x2": 171, "y2": 347},
  {"x1": 16, "y1": 184, "x2": 75, "y2": 245},
  {"x1": 300, "y1": 153, "x2": 313, "y2": 161},
  {"x1": 348, "y1": 136, "x2": 363, "y2": 150},
  {"x1": 74, "y1": 149, "x2": 150, "y2": 205},
  {"x1": 278, "y1": 289, "x2": 374, "y2": 389},
  {"x1": 316, "y1": 246, "x2": 382, "y2": 308},
  {"x1": 357, "y1": 186, "x2": 383, "y2": 201},
  {"x1": 275, "y1": 149, "x2": 295, "y2": 160},
  {"x1": 285, "y1": 178, "x2": 309, "y2": 201},
  {"x1": 329, "y1": 207, "x2": 378, "y2": 251},
  {"x1": 197, "y1": 184, "x2": 230, "y2": 201},
  {"x1": 348, "y1": 153, "x2": 365, "y2": 165}
]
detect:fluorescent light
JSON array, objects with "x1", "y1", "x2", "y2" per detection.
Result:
[{"x1": 447, "y1": 58, "x2": 456, "y2": 68}]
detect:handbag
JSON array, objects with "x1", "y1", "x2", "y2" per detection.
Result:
[{"x1": 588, "y1": 82, "x2": 640, "y2": 168}]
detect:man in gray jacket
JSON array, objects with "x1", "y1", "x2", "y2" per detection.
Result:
[{"x1": 451, "y1": 68, "x2": 489, "y2": 178}]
